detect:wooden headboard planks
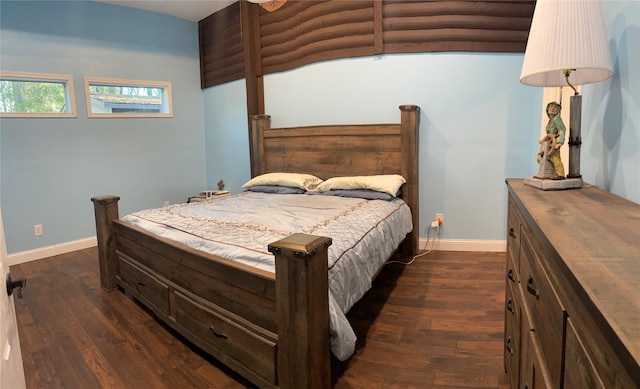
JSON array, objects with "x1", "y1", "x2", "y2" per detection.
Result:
[{"x1": 261, "y1": 125, "x2": 403, "y2": 177}]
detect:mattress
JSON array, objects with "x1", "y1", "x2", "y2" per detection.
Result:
[{"x1": 121, "y1": 191, "x2": 413, "y2": 360}]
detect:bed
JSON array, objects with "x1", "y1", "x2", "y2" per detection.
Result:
[{"x1": 91, "y1": 104, "x2": 420, "y2": 389}]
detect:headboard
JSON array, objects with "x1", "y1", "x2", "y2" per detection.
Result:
[{"x1": 249, "y1": 105, "x2": 420, "y2": 255}]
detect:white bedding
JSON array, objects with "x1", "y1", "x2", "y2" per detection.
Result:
[{"x1": 121, "y1": 191, "x2": 412, "y2": 360}]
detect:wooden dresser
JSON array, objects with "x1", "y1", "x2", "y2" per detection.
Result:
[{"x1": 504, "y1": 179, "x2": 640, "y2": 389}]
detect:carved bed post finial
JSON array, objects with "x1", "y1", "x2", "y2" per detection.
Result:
[{"x1": 91, "y1": 195, "x2": 120, "y2": 291}]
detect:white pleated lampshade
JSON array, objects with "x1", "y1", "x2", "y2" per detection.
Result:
[{"x1": 520, "y1": 0, "x2": 614, "y2": 87}]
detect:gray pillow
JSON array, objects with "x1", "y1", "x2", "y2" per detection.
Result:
[
  {"x1": 319, "y1": 189, "x2": 395, "y2": 200},
  {"x1": 246, "y1": 185, "x2": 306, "y2": 194}
]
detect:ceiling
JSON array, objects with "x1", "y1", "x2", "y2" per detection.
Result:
[{"x1": 96, "y1": 0, "x2": 236, "y2": 22}]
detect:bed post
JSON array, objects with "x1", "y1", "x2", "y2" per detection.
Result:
[
  {"x1": 268, "y1": 233, "x2": 333, "y2": 389},
  {"x1": 91, "y1": 195, "x2": 120, "y2": 292},
  {"x1": 399, "y1": 104, "x2": 420, "y2": 255},
  {"x1": 250, "y1": 114, "x2": 271, "y2": 177}
]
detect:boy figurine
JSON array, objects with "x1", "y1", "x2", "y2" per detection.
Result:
[{"x1": 537, "y1": 101, "x2": 566, "y2": 180}]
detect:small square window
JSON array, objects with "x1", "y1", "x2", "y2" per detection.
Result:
[
  {"x1": 84, "y1": 77, "x2": 172, "y2": 118},
  {"x1": 0, "y1": 71, "x2": 77, "y2": 118}
]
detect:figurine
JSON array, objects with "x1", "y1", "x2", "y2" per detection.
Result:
[
  {"x1": 217, "y1": 179, "x2": 225, "y2": 190},
  {"x1": 535, "y1": 101, "x2": 566, "y2": 180}
]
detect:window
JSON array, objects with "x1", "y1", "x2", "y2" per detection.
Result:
[
  {"x1": 0, "y1": 71, "x2": 77, "y2": 118},
  {"x1": 84, "y1": 77, "x2": 172, "y2": 118}
]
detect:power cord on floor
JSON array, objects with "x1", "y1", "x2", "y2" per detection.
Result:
[{"x1": 387, "y1": 223, "x2": 440, "y2": 266}]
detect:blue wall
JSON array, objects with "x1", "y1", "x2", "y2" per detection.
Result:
[
  {"x1": 203, "y1": 79, "x2": 252, "y2": 193},
  {"x1": 0, "y1": 1, "x2": 207, "y2": 253},
  {"x1": 582, "y1": 1, "x2": 640, "y2": 202},
  {"x1": 1, "y1": 0, "x2": 638, "y2": 255}
]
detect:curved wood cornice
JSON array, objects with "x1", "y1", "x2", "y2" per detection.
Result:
[{"x1": 200, "y1": 1, "x2": 534, "y2": 90}]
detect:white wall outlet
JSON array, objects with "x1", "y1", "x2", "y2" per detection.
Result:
[
  {"x1": 435, "y1": 213, "x2": 444, "y2": 225},
  {"x1": 34, "y1": 224, "x2": 43, "y2": 236}
]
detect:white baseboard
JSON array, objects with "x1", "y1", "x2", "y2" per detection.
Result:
[
  {"x1": 8, "y1": 237, "x2": 97, "y2": 266},
  {"x1": 7, "y1": 236, "x2": 504, "y2": 266},
  {"x1": 419, "y1": 238, "x2": 506, "y2": 252}
]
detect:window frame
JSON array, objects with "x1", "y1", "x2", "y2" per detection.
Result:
[
  {"x1": 84, "y1": 77, "x2": 173, "y2": 118},
  {"x1": 0, "y1": 71, "x2": 77, "y2": 118}
]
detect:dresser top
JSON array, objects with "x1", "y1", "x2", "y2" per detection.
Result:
[{"x1": 507, "y1": 179, "x2": 640, "y2": 367}]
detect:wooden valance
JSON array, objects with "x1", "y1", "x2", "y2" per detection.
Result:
[{"x1": 199, "y1": 0, "x2": 535, "y2": 89}]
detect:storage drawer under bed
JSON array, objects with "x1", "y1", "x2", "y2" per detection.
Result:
[
  {"x1": 173, "y1": 291, "x2": 277, "y2": 385},
  {"x1": 118, "y1": 256, "x2": 170, "y2": 315}
]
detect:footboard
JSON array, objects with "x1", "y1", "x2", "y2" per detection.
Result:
[{"x1": 91, "y1": 196, "x2": 332, "y2": 389}]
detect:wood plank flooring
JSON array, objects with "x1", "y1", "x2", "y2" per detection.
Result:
[{"x1": 11, "y1": 247, "x2": 510, "y2": 388}]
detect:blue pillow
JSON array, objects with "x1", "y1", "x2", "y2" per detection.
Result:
[
  {"x1": 319, "y1": 189, "x2": 395, "y2": 201},
  {"x1": 246, "y1": 185, "x2": 306, "y2": 194}
]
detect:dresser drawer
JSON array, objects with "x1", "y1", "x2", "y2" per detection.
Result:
[
  {"x1": 507, "y1": 196, "x2": 522, "y2": 270},
  {"x1": 520, "y1": 231, "x2": 565, "y2": 388},
  {"x1": 118, "y1": 256, "x2": 170, "y2": 315},
  {"x1": 564, "y1": 317, "x2": 605, "y2": 389},
  {"x1": 506, "y1": 249, "x2": 519, "y2": 287},
  {"x1": 504, "y1": 277, "x2": 520, "y2": 388},
  {"x1": 174, "y1": 291, "x2": 277, "y2": 384},
  {"x1": 523, "y1": 329, "x2": 553, "y2": 389}
]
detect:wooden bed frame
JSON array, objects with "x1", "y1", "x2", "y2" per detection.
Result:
[{"x1": 91, "y1": 105, "x2": 419, "y2": 389}]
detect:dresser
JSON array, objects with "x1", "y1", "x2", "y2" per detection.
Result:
[{"x1": 504, "y1": 179, "x2": 640, "y2": 389}]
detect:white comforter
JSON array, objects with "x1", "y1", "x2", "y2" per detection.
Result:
[{"x1": 122, "y1": 191, "x2": 412, "y2": 360}]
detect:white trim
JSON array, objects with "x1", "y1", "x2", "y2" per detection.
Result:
[
  {"x1": 419, "y1": 238, "x2": 506, "y2": 252},
  {"x1": 8, "y1": 237, "x2": 97, "y2": 266}
]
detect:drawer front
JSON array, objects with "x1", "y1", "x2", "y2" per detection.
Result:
[
  {"x1": 506, "y1": 250, "x2": 519, "y2": 287},
  {"x1": 118, "y1": 257, "x2": 170, "y2": 315},
  {"x1": 504, "y1": 277, "x2": 520, "y2": 388},
  {"x1": 174, "y1": 291, "x2": 277, "y2": 384},
  {"x1": 507, "y1": 197, "x2": 521, "y2": 270},
  {"x1": 520, "y1": 231, "x2": 565, "y2": 388},
  {"x1": 564, "y1": 317, "x2": 605, "y2": 389},
  {"x1": 523, "y1": 330, "x2": 554, "y2": 389},
  {"x1": 505, "y1": 251, "x2": 520, "y2": 358}
]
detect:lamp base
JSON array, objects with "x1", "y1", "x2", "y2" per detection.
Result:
[{"x1": 524, "y1": 176, "x2": 584, "y2": 191}]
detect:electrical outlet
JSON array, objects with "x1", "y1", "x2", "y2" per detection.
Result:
[
  {"x1": 435, "y1": 213, "x2": 444, "y2": 225},
  {"x1": 34, "y1": 224, "x2": 43, "y2": 236}
]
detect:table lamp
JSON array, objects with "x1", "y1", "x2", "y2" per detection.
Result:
[{"x1": 520, "y1": 0, "x2": 613, "y2": 190}]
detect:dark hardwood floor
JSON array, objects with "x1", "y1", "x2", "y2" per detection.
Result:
[{"x1": 11, "y1": 247, "x2": 510, "y2": 389}]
